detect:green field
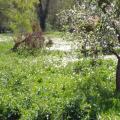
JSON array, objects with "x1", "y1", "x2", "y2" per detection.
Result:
[{"x1": 0, "y1": 41, "x2": 120, "y2": 120}]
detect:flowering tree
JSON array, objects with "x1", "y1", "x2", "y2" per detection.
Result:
[{"x1": 57, "y1": 0, "x2": 120, "y2": 91}]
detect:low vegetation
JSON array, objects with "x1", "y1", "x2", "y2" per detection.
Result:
[
  {"x1": 0, "y1": 41, "x2": 120, "y2": 120},
  {"x1": 0, "y1": 0, "x2": 120, "y2": 120}
]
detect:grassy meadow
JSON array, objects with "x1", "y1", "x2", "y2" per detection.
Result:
[{"x1": 0, "y1": 39, "x2": 120, "y2": 120}]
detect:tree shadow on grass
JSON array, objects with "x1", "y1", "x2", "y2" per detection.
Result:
[
  {"x1": 62, "y1": 78, "x2": 120, "y2": 120},
  {"x1": 77, "y1": 78, "x2": 120, "y2": 119}
]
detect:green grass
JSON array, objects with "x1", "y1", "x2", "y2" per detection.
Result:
[
  {"x1": 0, "y1": 41, "x2": 120, "y2": 120},
  {"x1": 45, "y1": 31, "x2": 65, "y2": 38}
]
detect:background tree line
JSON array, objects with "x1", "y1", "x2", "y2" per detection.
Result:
[{"x1": 0, "y1": 0, "x2": 75, "y2": 33}]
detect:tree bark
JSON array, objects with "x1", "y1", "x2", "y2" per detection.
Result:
[
  {"x1": 110, "y1": 49, "x2": 120, "y2": 91},
  {"x1": 37, "y1": 0, "x2": 50, "y2": 31},
  {"x1": 116, "y1": 58, "x2": 120, "y2": 91}
]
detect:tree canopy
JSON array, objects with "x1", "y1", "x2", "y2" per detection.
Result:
[
  {"x1": 0, "y1": 0, "x2": 39, "y2": 34},
  {"x1": 57, "y1": 0, "x2": 120, "y2": 90}
]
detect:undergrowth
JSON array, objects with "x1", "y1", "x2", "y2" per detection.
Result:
[{"x1": 0, "y1": 42, "x2": 120, "y2": 120}]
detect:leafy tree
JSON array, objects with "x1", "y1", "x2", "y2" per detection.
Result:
[
  {"x1": 0, "y1": 0, "x2": 47, "y2": 50},
  {"x1": 0, "y1": 0, "x2": 11, "y2": 32},
  {"x1": 0, "y1": 0, "x2": 39, "y2": 34},
  {"x1": 58, "y1": 0, "x2": 120, "y2": 91}
]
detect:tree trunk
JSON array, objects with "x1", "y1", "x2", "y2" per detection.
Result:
[
  {"x1": 37, "y1": 0, "x2": 50, "y2": 31},
  {"x1": 116, "y1": 58, "x2": 120, "y2": 91}
]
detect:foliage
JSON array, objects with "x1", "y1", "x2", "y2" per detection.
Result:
[
  {"x1": 57, "y1": 0, "x2": 120, "y2": 58},
  {"x1": 0, "y1": 41, "x2": 120, "y2": 119},
  {"x1": 56, "y1": 0, "x2": 120, "y2": 91},
  {"x1": 0, "y1": 0, "x2": 39, "y2": 34},
  {"x1": 1, "y1": 0, "x2": 120, "y2": 119},
  {"x1": 42, "y1": 0, "x2": 75, "y2": 30}
]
